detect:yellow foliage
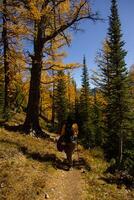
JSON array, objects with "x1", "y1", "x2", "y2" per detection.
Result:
[
  {"x1": 40, "y1": 71, "x2": 52, "y2": 120},
  {"x1": 7, "y1": 23, "x2": 29, "y2": 37},
  {"x1": 59, "y1": 0, "x2": 70, "y2": 13},
  {"x1": 66, "y1": 74, "x2": 76, "y2": 106},
  {"x1": 103, "y1": 39, "x2": 111, "y2": 54},
  {"x1": 90, "y1": 91, "x2": 107, "y2": 108},
  {"x1": 28, "y1": 1, "x2": 41, "y2": 20}
]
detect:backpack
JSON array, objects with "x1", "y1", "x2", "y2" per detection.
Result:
[
  {"x1": 57, "y1": 122, "x2": 78, "y2": 152},
  {"x1": 64, "y1": 123, "x2": 77, "y2": 143},
  {"x1": 57, "y1": 135, "x2": 66, "y2": 152},
  {"x1": 64, "y1": 123, "x2": 73, "y2": 141}
]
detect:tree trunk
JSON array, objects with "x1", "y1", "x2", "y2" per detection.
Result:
[
  {"x1": 3, "y1": 0, "x2": 10, "y2": 118},
  {"x1": 51, "y1": 71, "x2": 56, "y2": 128},
  {"x1": 23, "y1": 21, "x2": 44, "y2": 135},
  {"x1": 23, "y1": 58, "x2": 42, "y2": 134},
  {"x1": 118, "y1": 133, "x2": 123, "y2": 165}
]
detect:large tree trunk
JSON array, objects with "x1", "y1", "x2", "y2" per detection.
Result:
[
  {"x1": 3, "y1": 0, "x2": 10, "y2": 118},
  {"x1": 23, "y1": 21, "x2": 44, "y2": 135},
  {"x1": 23, "y1": 58, "x2": 42, "y2": 134},
  {"x1": 51, "y1": 71, "x2": 56, "y2": 128}
]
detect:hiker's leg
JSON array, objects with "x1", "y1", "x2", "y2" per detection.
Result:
[
  {"x1": 66, "y1": 143, "x2": 75, "y2": 167},
  {"x1": 67, "y1": 150, "x2": 73, "y2": 167}
]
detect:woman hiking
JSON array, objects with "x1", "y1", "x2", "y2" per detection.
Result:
[{"x1": 60, "y1": 115, "x2": 79, "y2": 170}]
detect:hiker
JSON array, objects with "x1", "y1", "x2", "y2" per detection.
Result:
[{"x1": 60, "y1": 116, "x2": 79, "y2": 169}]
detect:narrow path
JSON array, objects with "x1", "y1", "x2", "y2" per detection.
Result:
[
  {"x1": 45, "y1": 168, "x2": 87, "y2": 200},
  {"x1": 42, "y1": 131, "x2": 88, "y2": 200}
]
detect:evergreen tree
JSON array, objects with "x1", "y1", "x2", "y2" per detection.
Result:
[
  {"x1": 93, "y1": 39, "x2": 112, "y2": 147},
  {"x1": 80, "y1": 56, "x2": 90, "y2": 120},
  {"x1": 92, "y1": 89, "x2": 104, "y2": 147},
  {"x1": 55, "y1": 70, "x2": 68, "y2": 131},
  {"x1": 79, "y1": 56, "x2": 94, "y2": 147},
  {"x1": 104, "y1": 0, "x2": 131, "y2": 164},
  {"x1": 74, "y1": 83, "x2": 81, "y2": 125},
  {"x1": 121, "y1": 66, "x2": 134, "y2": 175}
]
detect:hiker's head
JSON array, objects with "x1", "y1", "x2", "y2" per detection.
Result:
[{"x1": 66, "y1": 114, "x2": 75, "y2": 125}]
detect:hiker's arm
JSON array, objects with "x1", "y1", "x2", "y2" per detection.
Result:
[{"x1": 72, "y1": 123, "x2": 79, "y2": 136}]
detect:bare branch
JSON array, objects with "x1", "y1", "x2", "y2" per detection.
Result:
[{"x1": 43, "y1": 1, "x2": 99, "y2": 43}]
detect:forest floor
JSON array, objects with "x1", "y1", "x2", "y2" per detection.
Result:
[{"x1": 0, "y1": 115, "x2": 134, "y2": 200}]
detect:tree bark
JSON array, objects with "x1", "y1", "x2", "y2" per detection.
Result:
[
  {"x1": 23, "y1": 21, "x2": 44, "y2": 135},
  {"x1": 23, "y1": 58, "x2": 42, "y2": 133},
  {"x1": 51, "y1": 70, "x2": 56, "y2": 128},
  {"x1": 3, "y1": 0, "x2": 10, "y2": 117},
  {"x1": 117, "y1": 133, "x2": 123, "y2": 168}
]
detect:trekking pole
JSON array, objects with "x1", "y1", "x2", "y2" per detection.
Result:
[{"x1": 76, "y1": 138, "x2": 79, "y2": 161}]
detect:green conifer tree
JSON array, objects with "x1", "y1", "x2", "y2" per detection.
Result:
[
  {"x1": 92, "y1": 89, "x2": 104, "y2": 147},
  {"x1": 79, "y1": 56, "x2": 94, "y2": 147},
  {"x1": 104, "y1": 0, "x2": 131, "y2": 164},
  {"x1": 55, "y1": 70, "x2": 68, "y2": 131}
]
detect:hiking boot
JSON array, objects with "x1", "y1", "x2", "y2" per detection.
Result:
[
  {"x1": 63, "y1": 159, "x2": 69, "y2": 164},
  {"x1": 68, "y1": 167, "x2": 73, "y2": 171}
]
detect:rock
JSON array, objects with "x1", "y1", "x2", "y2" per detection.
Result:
[
  {"x1": 45, "y1": 193, "x2": 49, "y2": 199},
  {"x1": 0, "y1": 183, "x2": 5, "y2": 188},
  {"x1": 14, "y1": 123, "x2": 18, "y2": 126},
  {"x1": 30, "y1": 131, "x2": 35, "y2": 137},
  {"x1": 81, "y1": 169, "x2": 86, "y2": 173}
]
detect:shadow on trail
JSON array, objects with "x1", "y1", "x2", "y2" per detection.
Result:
[
  {"x1": 19, "y1": 145, "x2": 91, "y2": 171},
  {"x1": 20, "y1": 146, "x2": 56, "y2": 162},
  {"x1": 20, "y1": 146, "x2": 91, "y2": 172},
  {"x1": 0, "y1": 139, "x2": 56, "y2": 162},
  {"x1": 0, "y1": 136, "x2": 91, "y2": 172},
  {"x1": 53, "y1": 159, "x2": 71, "y2": 171},
  {"x1": 53, "y1": 157, "x2": 91, "y2": 171},
  {"x1": 73, "y1": 158, "x2": 91, "y2": 171}
]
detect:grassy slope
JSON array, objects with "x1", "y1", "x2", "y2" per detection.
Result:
[
  {"x1": 0, "y1": 128, "x2": 57, "y2": 200},
  {"x1": 81, "y1": 149, "x2": 134, "y2": 200},
  {"x1": 0, "y1": 126, "x2": 133, "y2": 200}
]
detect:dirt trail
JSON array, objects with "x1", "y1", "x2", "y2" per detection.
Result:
[
  {"x1": 45, "y1": 167, "x2": 87, "y2": 200},
  {"x1": 25, "y1": 130, "x2": 87, "y2": 200},
  {"x1": 43, "y1": 132, "x2": 88, "y2": 200}
]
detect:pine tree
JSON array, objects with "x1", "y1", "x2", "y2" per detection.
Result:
[
  {"x1": 104, "y1": 0, "x2": 131, "y2": 164},
  {"x1": 80, "y1": 56, "x2": 90, "y2": 120},
  {"x1": 55, "y1": 70, "x2": 68, "y2": 131},
  {"x1": 66, "y1": 73, "x2": 76, "y2": 115},
  {"x1": 92, "y1": 89, "x2": 104, "y2": 146},
  {"x1": 79, "y1": 56, "x2": 93, "y2": 147},
  {"x1": 121, "y1": 66, "x2": 134, "y2": 175}
]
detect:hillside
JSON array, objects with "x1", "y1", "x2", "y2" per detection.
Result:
[{"x1": 0, "y1": 126, "x2": 134, "y2": 200}]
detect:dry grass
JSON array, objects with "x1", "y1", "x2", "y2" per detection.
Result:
[
  {"x1": 80, "y1": 147, "x2": 134, "y2": 200},
  {"x1": 0, "y1": 125, "x2": 133, "y2": 200},
  {"x1": 0, "y1": 128, "x2": 57, "y2": 200}
]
